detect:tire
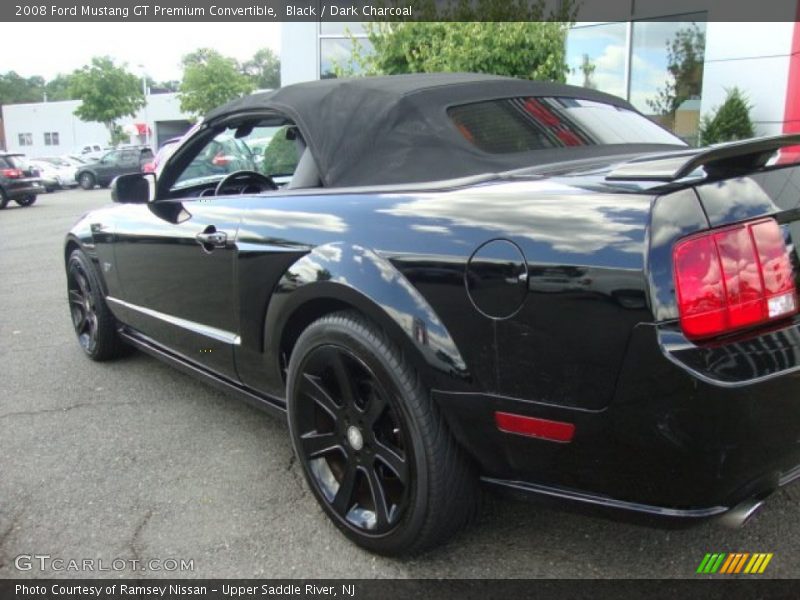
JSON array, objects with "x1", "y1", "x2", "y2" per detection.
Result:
[
  {"x1": 14, "y1": 194, "x2": 36, "y2": 207},
  {"x1": 79, "y1": 172, "x2": 95, "y2": 190},
  {"x1": 66, "y1": 248, "x2": 128, "y2": 361},
  {"x1": 0, "y1": 188, "x2": 8, "y2": 209},
  {"x1": 286, "y1": 311, "x2": 478, "y2": 556}
]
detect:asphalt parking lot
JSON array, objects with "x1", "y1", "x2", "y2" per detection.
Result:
[{"x1": 1, "y1": 188, "x2": 799, "y2": 579}]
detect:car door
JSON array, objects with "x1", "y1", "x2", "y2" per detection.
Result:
[
  {"x1": 95, "y1": 150, "x2": 122, "y2": 184},
  {"x1": 110, "y1": 198, "x2": 241, "y2": 380}
]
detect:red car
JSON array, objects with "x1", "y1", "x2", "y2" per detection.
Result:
[{"x1": 142, "y1": 137, "x2": 181, "y2": 174}]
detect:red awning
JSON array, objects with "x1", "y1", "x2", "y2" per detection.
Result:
[{"x1": 135, "y1": 123, "x2": 151, "y2": 135}]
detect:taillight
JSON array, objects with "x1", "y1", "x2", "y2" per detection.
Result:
[
  {"x1": 673, "y1": 218, "x2": 798, "y2": 340},
  {"x1": 212, "y1": 153, "x2": 231, "y2": 166},
  {"x1": 1, "y1": 168, "x2": 22, "y2": 179}
]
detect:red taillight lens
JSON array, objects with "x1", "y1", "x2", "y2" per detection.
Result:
[
  {"x1": 1, "y1": 168, "x2": 22, "y2": 179},
  {"x1": 212, "y1": 153, "x2": 231, "y2": 166},
  {"x1": 674, "y1": 218, "x2": 798, "y2": 340}
]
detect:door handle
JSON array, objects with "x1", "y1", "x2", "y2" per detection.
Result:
[{"x1": 195, "y1": 229, "x2": 227, "y2": 250}]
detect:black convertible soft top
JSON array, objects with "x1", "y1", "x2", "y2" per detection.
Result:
[{"x1": 205, "y1": 73, "x2": 658, "y2": 188}]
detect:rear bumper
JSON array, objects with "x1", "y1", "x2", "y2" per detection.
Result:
[
  {"x1": 435, "y1": 321, "x2": 800, "y2": 523},
  {"x1": 5, "y1": 179, "x2": 44, "y2": 198}
]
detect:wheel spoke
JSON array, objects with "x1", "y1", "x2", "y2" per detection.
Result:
[
  {"x1": 332, "y1": 461, "x2": 358, "y2": 516},
  {"x1": 329, "y1": 350, "x2": 358, "y2": 407},
  {"x1": 301, "y1": 431, "x2": 341, "y2": 458},
  {"x1": 75, "y1": 271, "x2": 88, "y2": 294},
  {"x1": 365, "y1": 465, "x2": 391, "y2": 529},
  {"x1": 86, "y1": 313, "x2": 97, "y2": 338},
  {"x1": 374, "y1": 440, "x2": 409, "y2": 483},
  {"x1": 69, "y1": 290, "x2": 84, "y2": 306},
  {"x1": 74, "y1": 309, "x2": 87, "y2": 332},
  {"x1": 300, "y1": 373, "x2": 341, "y2": 419},
  {"x1": 363, "y1": 389, "x2": 388, "y2": 426}
]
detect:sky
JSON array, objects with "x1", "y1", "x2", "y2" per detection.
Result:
[{"x1": 1, "y1": 22, "x2": 282, "y2": 82}]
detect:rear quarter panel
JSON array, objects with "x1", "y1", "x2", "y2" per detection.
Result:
[{"x1": 238, "y1": 179, "x2": 654, "y2": 411}]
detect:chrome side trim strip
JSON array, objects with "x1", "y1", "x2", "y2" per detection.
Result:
[
  {"x1": 107, "y1": 296, "x2": 240, "y2": 345},
  {"x1": 118, "y1": 328, "x2": 284, "y2": 417}
]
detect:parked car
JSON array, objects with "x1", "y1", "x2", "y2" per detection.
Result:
[
  {"x1": 30, "y1": 158, "x2": 78, "y2": 191},
  {"x1": 64, "y1": 73, "x2": 800, "y2": 555},
  {"x1": 76, "y1": 143, "x2": 105, "y2": 160},
  {"x1": 75, "y1": 146, "x2": 154, "y2": 190},
  {"x1": 142, "y1": 137, "x2": 182, "y2": 174},
  {"x1": 1, "y1": 153, "x2": 43, "y2": 208},
  {"x1": 62, "y1": 155, "x2": 89, "y2": 167}
]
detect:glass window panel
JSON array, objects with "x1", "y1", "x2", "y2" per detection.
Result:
[
  {"x1": 630, "y1": 16, "x2": 706, "y2": 144},
  {"x1": 320, "y1": 37, "x2": 373, "y2": 79},
  {"x1": 448, "y1": 96, "x2": 684, "y2": 154},
  {"x1": 320, "y1": 22, "x2": 366, "y2": 36},
  {"x1": 566, "y1": 23, "x2": 627, "y2": 99}
]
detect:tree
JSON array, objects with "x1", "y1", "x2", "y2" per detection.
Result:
[
  {"x1": 178, "y1": 48, "x2": 255, "y2": 117},
  {"x1": 0, "y1": 71, "x2": 46, "y2": 105},
  {"x1": 70, "y1": 57, "x2": 145, "y2": 143},
  {"x1": 647, "y1": 24, "x2": 705, "y2": 118},
  {"x1": 335, "y1": 1, "x2": 575, "y2": 82},
  {"x1": 44, "y1": 73, "x2": 76, "y2": 101},
  {"x1": 242, "y1": 48, "x2": 280, "y2": 89},
  {"x1": 698, "y1": 87, "x2": 755, "y2": 146}
]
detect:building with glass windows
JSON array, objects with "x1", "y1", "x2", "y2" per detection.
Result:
[{"x1": 281, "y1": 19, "x2": 800, "y2": 146}]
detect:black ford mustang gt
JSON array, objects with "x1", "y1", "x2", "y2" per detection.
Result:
[{"x1": 64, "y1": 73, "x2": 800, "y2": 555}]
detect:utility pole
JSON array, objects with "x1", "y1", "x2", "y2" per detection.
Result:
[{"x1": 138, "y1": 64, "x2": 149, "y2": 147}]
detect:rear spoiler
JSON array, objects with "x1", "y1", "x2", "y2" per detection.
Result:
[{"x1": 606, "y1": 134, "x2": 800, "y2": 182}]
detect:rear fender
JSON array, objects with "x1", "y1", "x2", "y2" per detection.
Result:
[{"x1": 264, "y1": 243, "x2": 470, "y2": 389}]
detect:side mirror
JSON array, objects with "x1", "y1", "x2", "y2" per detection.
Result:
[{"x1": 111, "y1": 172, "x2": 156, "y2": 204}]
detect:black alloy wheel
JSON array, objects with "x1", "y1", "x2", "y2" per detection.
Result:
[
  {"x1": 293, "y1": 344, "x2": 412, "y2": 534},
  {"x1": 66, "y1": 249, "x2": 128, "y2": 361},
  {"x1": 0, "y1": 188, "x2": 8, "y2": 209},
  {"x1": 14, "y1": 194, "x2": 36, "y2": 207},
  {"x1": 79, "y1": 172, "x2": 95, "y2": 190},
  {"x1": 287, "y1": 311, "x2": 478, "y2": 555},
  {"x1": 68, "y1": 258, "x2": 99, "y2": 355}
]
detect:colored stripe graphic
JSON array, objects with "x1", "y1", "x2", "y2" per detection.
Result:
[
  {"x1": 699, "y1": 553, "x2": 774, "y2": 575},
  {"x1": 697, "y1": 553, "x2": 727, "y2": 574},
  {"x1": 696, "y1": 554, "x2": 713, "y2": 573},
  {"x1": 758, "y1": 554, "x2": 774, "y2": 573},
  {"x1": 719, "y1": 554, "x2": 736, "y2": 574}
]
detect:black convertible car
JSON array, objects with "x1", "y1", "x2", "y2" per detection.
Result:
[{"x1": 65, "y1": 73, "x2": 800, "y2": 555}]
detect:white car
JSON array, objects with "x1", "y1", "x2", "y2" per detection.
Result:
[
  {"x1": 30, "y1": 158, "x2": 78, "y2": 190},
  {"x1": 76, "y1": 144, "x2": 106, "y2": 160}
]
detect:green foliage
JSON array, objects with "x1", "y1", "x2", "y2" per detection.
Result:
[
  {"x1": 339, "y1": 19, "x2": 572, "y2": 82},
  {"x1": 44, "y1": 73, "x2": 76, "y2": 101},
  {"x1": 178, "y1": 48, "x2": 255, "y2": 118},
  {"x1": 647, "y1": 24, "x2": 705, "y2": 117},
  {"x1": 0, "y1": 71, "x2": 46, "y2": 105},
  {"x1": 109, "y1": 124, "x2": 129, "y2": 146},
  {"x1": 698, "y1": 87, "x2": 755, "y2": 146},
  {"x1": 333, "y1": 1, "x2": 575, "y2": 82},
  {"x1": 70, "y1": 56, "x2": 145, "y2": 140},
  {"x1": 262, "y1": 126, "x2": 298, "y2": 175},
  {"x1": 242, "y1": 48, "x2": 281, "y2": 89}
]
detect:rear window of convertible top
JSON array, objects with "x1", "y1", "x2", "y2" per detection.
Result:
[{"x1": 447, "y1": 96, "x2": 682, "y2": 154}]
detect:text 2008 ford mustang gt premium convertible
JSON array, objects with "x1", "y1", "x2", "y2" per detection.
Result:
[{"x1": 65, "y1": 73, "x2": 800, "y2": 555}]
